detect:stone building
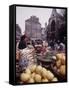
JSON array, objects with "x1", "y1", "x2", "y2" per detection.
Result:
[
  {"x1": 41, "y1": 22, "x2": 47, "y2": 41},
  {"x1": 46, "y1": 9, "x2": 65, "y2": 43},
  {"x1": 25, "y1": 16, "x2": 42, "y2": 41},
  {"x1": 16, "y1": 24, "x2": 22, "y2": 43}
]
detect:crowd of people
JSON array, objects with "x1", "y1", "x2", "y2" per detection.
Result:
[
  {"x1": 16, "y1": 34, "x2": 65, "y2": 71},
  {"x1": 48, "y1": 40, "x2": 65, "y2": 52}
]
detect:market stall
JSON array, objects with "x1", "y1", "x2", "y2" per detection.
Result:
[{"x1": 16, "y1": 41, "x2": 66, "y2": 84}]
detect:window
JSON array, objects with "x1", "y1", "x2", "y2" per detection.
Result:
[{"x1": 51, "y1": 20, "x2": 55, "y2": 32}]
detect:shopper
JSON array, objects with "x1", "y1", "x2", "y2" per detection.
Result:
[{"x1": 18, "y1": 35, "x2": 27, "y2": 49}]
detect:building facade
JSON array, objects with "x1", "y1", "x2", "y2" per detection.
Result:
[
  {"x1": 41, "y1": 23, "x2": 47, "y2": 41},
  {"x1": 16, "y1": 24, "x2": 22, "y2": 43},
  {"x1": 25, "y1": 16, "x2": 42, "y2": 41},
  {"x1": 46, "y1": 9, "x2": 65, "y2": 43}
]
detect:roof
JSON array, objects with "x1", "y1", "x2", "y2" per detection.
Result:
[
  {"x1": 25, "y1": 16, "x2": 41, "y2": 25},
  {"x1": 49, "y1": 9, "x2": 64, "y2": 21}
]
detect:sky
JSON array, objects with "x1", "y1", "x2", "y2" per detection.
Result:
[{"x1": 16, "y1": 6, "x2": 64, "y2": 34}]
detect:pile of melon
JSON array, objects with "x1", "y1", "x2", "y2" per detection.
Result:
[
  {"x1": 20, "y1": 65, "x2": 58, "y2": 83},
  {"x1": 52, "y1": 53, "x2": 66, "y2": 76}
]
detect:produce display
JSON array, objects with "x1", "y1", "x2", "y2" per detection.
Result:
[
  {"x1": 37, "y1": 51, "x2": 55, "y2": 63},
  {"x1": 20, "y1": 65, "x2": 58, "y2": 83},
  {"x1": 16, "y1": 48, "x2": 66, "y2": 83},
  {"x1": 16, "y1": 43, "x2": 66, "y2": 83},
  {"x1": 52, "y1": 53, "x2": 66, "y2": 76}
]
